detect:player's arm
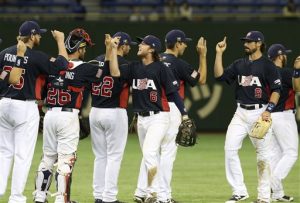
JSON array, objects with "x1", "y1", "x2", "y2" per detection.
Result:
[
  {"x1": 292, "y1": 56, "x2": 300, "y2": 92},
  {"x1": 9, "y1": 39, "x2": 26, "y2": 84},
  {"x1": 196, "y1": 37, "x2": 207, "y2": 84},
  {"x1": 51, "y1": 30, "x2": 68, "y2": 60},
  {"x1": 262, "y1": 65, "x2": 282, "y2": 121},
  {"x1": 106, "y1": 34, "x2": 121, "y2": 77},
  {"x1": 214, "y1": 36, "x2": 227, "y2": 78}
]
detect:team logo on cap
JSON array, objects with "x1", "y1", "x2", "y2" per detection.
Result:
[
  {"x1": 277, "y1": 50, "x2": 283, "y2": 55},
  {"x1": 177, "y1": 37, "x2": 182, "y2": 41}
]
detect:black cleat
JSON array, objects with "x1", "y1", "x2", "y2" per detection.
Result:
[
  {"x1": 95, "y1": 199, "x2": 103, "y2": 203},
  {"x1": 134, "y1": 196, "x2": 145, "y2": 203},
  {"x1": 225, "y1": 194, "x2": 249, "y2": 203},
  {"x1": 272, "y1": 195, "x2": 294, "y2": 202}
]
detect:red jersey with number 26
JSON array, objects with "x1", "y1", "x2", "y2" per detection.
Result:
[{"x1": 46, "y1": 60, "x2": 103, "y2": 109}]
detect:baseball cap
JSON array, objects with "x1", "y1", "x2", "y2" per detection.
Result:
[
  {"x1": 19, "y1": 21, "x2": 47, "y2": 37},
  {"x1": 240, "y1": 31, "x2": 264, "y2": 42},
  {"x1": 137, "y1": 35, "x2": 162, "y2": 53},
  {"x1": 113, "y1": 32, "x2": 137, "y2": 46},
  {"x1": 267, "y1": 44, "x2": 292, "y2": 59},
  {"x1": 165, "y1": 29, "x2": 192, "y2": 45}
]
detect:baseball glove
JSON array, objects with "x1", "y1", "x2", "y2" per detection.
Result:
[
  {"x1": 79, "y1": 116, "x2": 90, "y2": 140},
  {"x1": 249, "y1": 116, "x2": 272, "y2": 139},
  {"x1": 176, "y1": 118, "x2": 197, "y2": 147}
]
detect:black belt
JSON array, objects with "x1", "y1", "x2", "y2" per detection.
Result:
[
  {"x1": 137, "y1": 111, "x2": 160, "y2": 117},
  {"x1": 11, "y1": 97, "x2": 27, "y2": 101},
  {"x1": 239, "y1": 104, "x2": 263, "y2": 110},
  {"x1": 48, "y1": 107, "x2": 73, "y2": 112}
]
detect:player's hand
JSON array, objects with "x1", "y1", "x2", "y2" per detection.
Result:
[
  {"x1": 111, "y1": 37, "x2": 120, "y2": 49},
  {"x1": 216, "y1": 36, "x2": 227, "y2": 53},
  {"x1": 16, "y1": 39, "x2": 26, "y2": 57},
  {"x1": 261, "y1": 111, "x2": 271, "y2": 122},
  {"x1": 196, "y1": 37, "x2": 207, "y2": 57},
  {"x1": 51, "y1": 30, "x2": 65, "y2": 43},
  {"x1": 294, "y1": 56, "x2": 300, "y2": 69},
  {"x1": 105, "y1": 34, "x2": 112, "y2": 47}
]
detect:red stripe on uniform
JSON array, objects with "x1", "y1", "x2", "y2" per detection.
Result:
[
  {"x1": 179, "y1": 80, "x2": 185, "y2": 99},
  {"x1": 284, "y1": 89, "x2": 295, "y2": 110},
  {"x1": 35, "y1": 74, "x2": 46, "y2": 100},
  {"x1": 75, "y1": 91, "x2": 83, "y2": 109},
  {"x1": 119, "y1": 83, "x2": 129, "y2": 108},
  {"x1": 68, "y1": 86, "x2": 84, "y2": 93},
  {"x1": 161, "y1": 88, "x2": 170, "y2": 112}
]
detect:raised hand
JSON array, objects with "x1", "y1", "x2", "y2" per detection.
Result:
[
  {"x1": 51, "y1": 30, "x2": 65, "y2": 43},
  {"x1": 16, "y1": 39, "x2": 26, "y2": 56},
  {"x1": 216, "y1": 36, "x2": 227, "y2": 53},
  {"x1": 197, "y1": 37, "x2": 207, "y2": 56}
]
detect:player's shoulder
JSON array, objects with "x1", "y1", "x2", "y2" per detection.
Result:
[
  {"x1": 279, "y1": 67, "x2": 293, "y2": 76},
  {"x1": 29, "y1": 49, "x2": 49, "y2": 59},
  {"x1": 0, "y1": 45, "x2": 17, "y2": 55},
  {"x1": 94, "y1": 54, "x2": 105, "y2": 62}
]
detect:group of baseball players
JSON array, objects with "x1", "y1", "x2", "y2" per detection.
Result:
[{"x1": 0, "y1": 20, "x2": 298, "y2": 203}]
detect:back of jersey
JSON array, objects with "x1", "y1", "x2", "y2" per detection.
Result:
[{"x1": 91, "y1": 55, "x2": 130, "y2": 108}]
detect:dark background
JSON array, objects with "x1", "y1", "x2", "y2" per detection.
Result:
[{"x1": 1, "y1": 20, "x2": 300, "y2": 131}]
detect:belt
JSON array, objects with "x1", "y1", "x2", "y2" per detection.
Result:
[
  {"x1": 239, "y1": 103, "x2": 263, "y2": 110},
  {"x1": 48, "y1": 107, "x2": 73, "y2": 112},
  {"x1": 137, "y1": 111, "x2": 160, "y2": 117}
]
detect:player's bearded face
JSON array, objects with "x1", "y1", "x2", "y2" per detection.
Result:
[
  {"x1": 244, "y1": 46, "x2": 257, "y2": 55},
  {"x1": 33, "y1": 34, "x2": 41, "y2": 46}
]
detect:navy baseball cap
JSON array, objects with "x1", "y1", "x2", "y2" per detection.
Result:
[
  {"x1": 137, "y1": 35, "x2": 162, "y2": 52},
  {"x1": 240, "y1": 31, "x2": 264, "y2": 42},
  {"x1": 268, "y1": 44, "x2": 292, "y2": 59},
  {"x1": 165, "y1": 29, "x2": 192, "y2": 45},
  {"x1": 113, "y1": 32, "x2": 137, "y2": 46},
  {"x1": 19, "y1": 21, "x2": 47, "y2": 36}
]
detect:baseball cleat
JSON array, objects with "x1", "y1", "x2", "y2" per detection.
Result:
[
  {"x1": 272, "y1": 195, "x2": 294, "y2": 202},
  {"x1": 144, "y1": 196, "x2": 157, "y2": 203},
  {"x1": 102, "y1": 200, "x2": 126, "y2": 203},
  {"x1": 133, "y1": 196, "x2": 145, "y2": 203},
  {"x1": 225, "y1": 194, "x2": 249, "y2": 203},
  {"x1": 95, "y1": 199, "x2": 103, "y2": 203}
]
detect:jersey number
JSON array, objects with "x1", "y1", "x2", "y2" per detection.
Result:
[
  {"x1": 3, "y1": 65, "x2": 25, "y2": 90},
  {"x1": 91, "y1": 76, "x2": 114, "y2": 97},
  {"x1": 47, "y1": 88, "x2": 71, "y2": 105},
  {"x1": 150, "y1": 91, "x2": 157, "y2": 102}
]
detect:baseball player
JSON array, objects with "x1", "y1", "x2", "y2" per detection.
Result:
[
  {"x1": 89, "y1": 32, "x2": 136, "y2": 203},
  {"x1": 267, "y1": 44, "x2": 299, "y2": 202},
  {"x1": 133, "y1": 29, "x2": 207, "y2": 203},
  {"x1": 108, "y1": 34, "x2": 189, "y2": 203},
  {"x1": 32, "y1": 28, "x2": 103, "y2": 203},
  {"x1": 214, "y1": 31, "x2": 282, "y2": 203},
  {"x1": 0, "y1": 20, "x2": 68, "y2": 203}
]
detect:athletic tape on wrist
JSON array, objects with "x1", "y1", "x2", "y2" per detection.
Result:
[
  {"x1": 266, "y1": 102, "x2": 276, "y2": 112},
  {"x1": 293, "y1": 69, "x2": 300, "y2": 78},
  {"x1": 14, "y1": 56, "x2": 24, "y2": 68}
]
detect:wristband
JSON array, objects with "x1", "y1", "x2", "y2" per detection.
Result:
[
  {"x1": 14, "y1": 56, "x2": 24, "y2": 68},
  {"x1": 266, "y1": 102, "x2": 276, "y2": 112},
  {"x1": 293, "y1": 69, "x2": 300, "y2": 78}
]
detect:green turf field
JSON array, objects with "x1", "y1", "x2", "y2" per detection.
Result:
[{"x1": 1, "y1": 134, "x2": 299, "y2": 203}]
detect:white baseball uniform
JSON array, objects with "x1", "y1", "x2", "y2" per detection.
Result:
[{"x1": 90, "y1": 54, "x2": 130, "y2": 202}]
